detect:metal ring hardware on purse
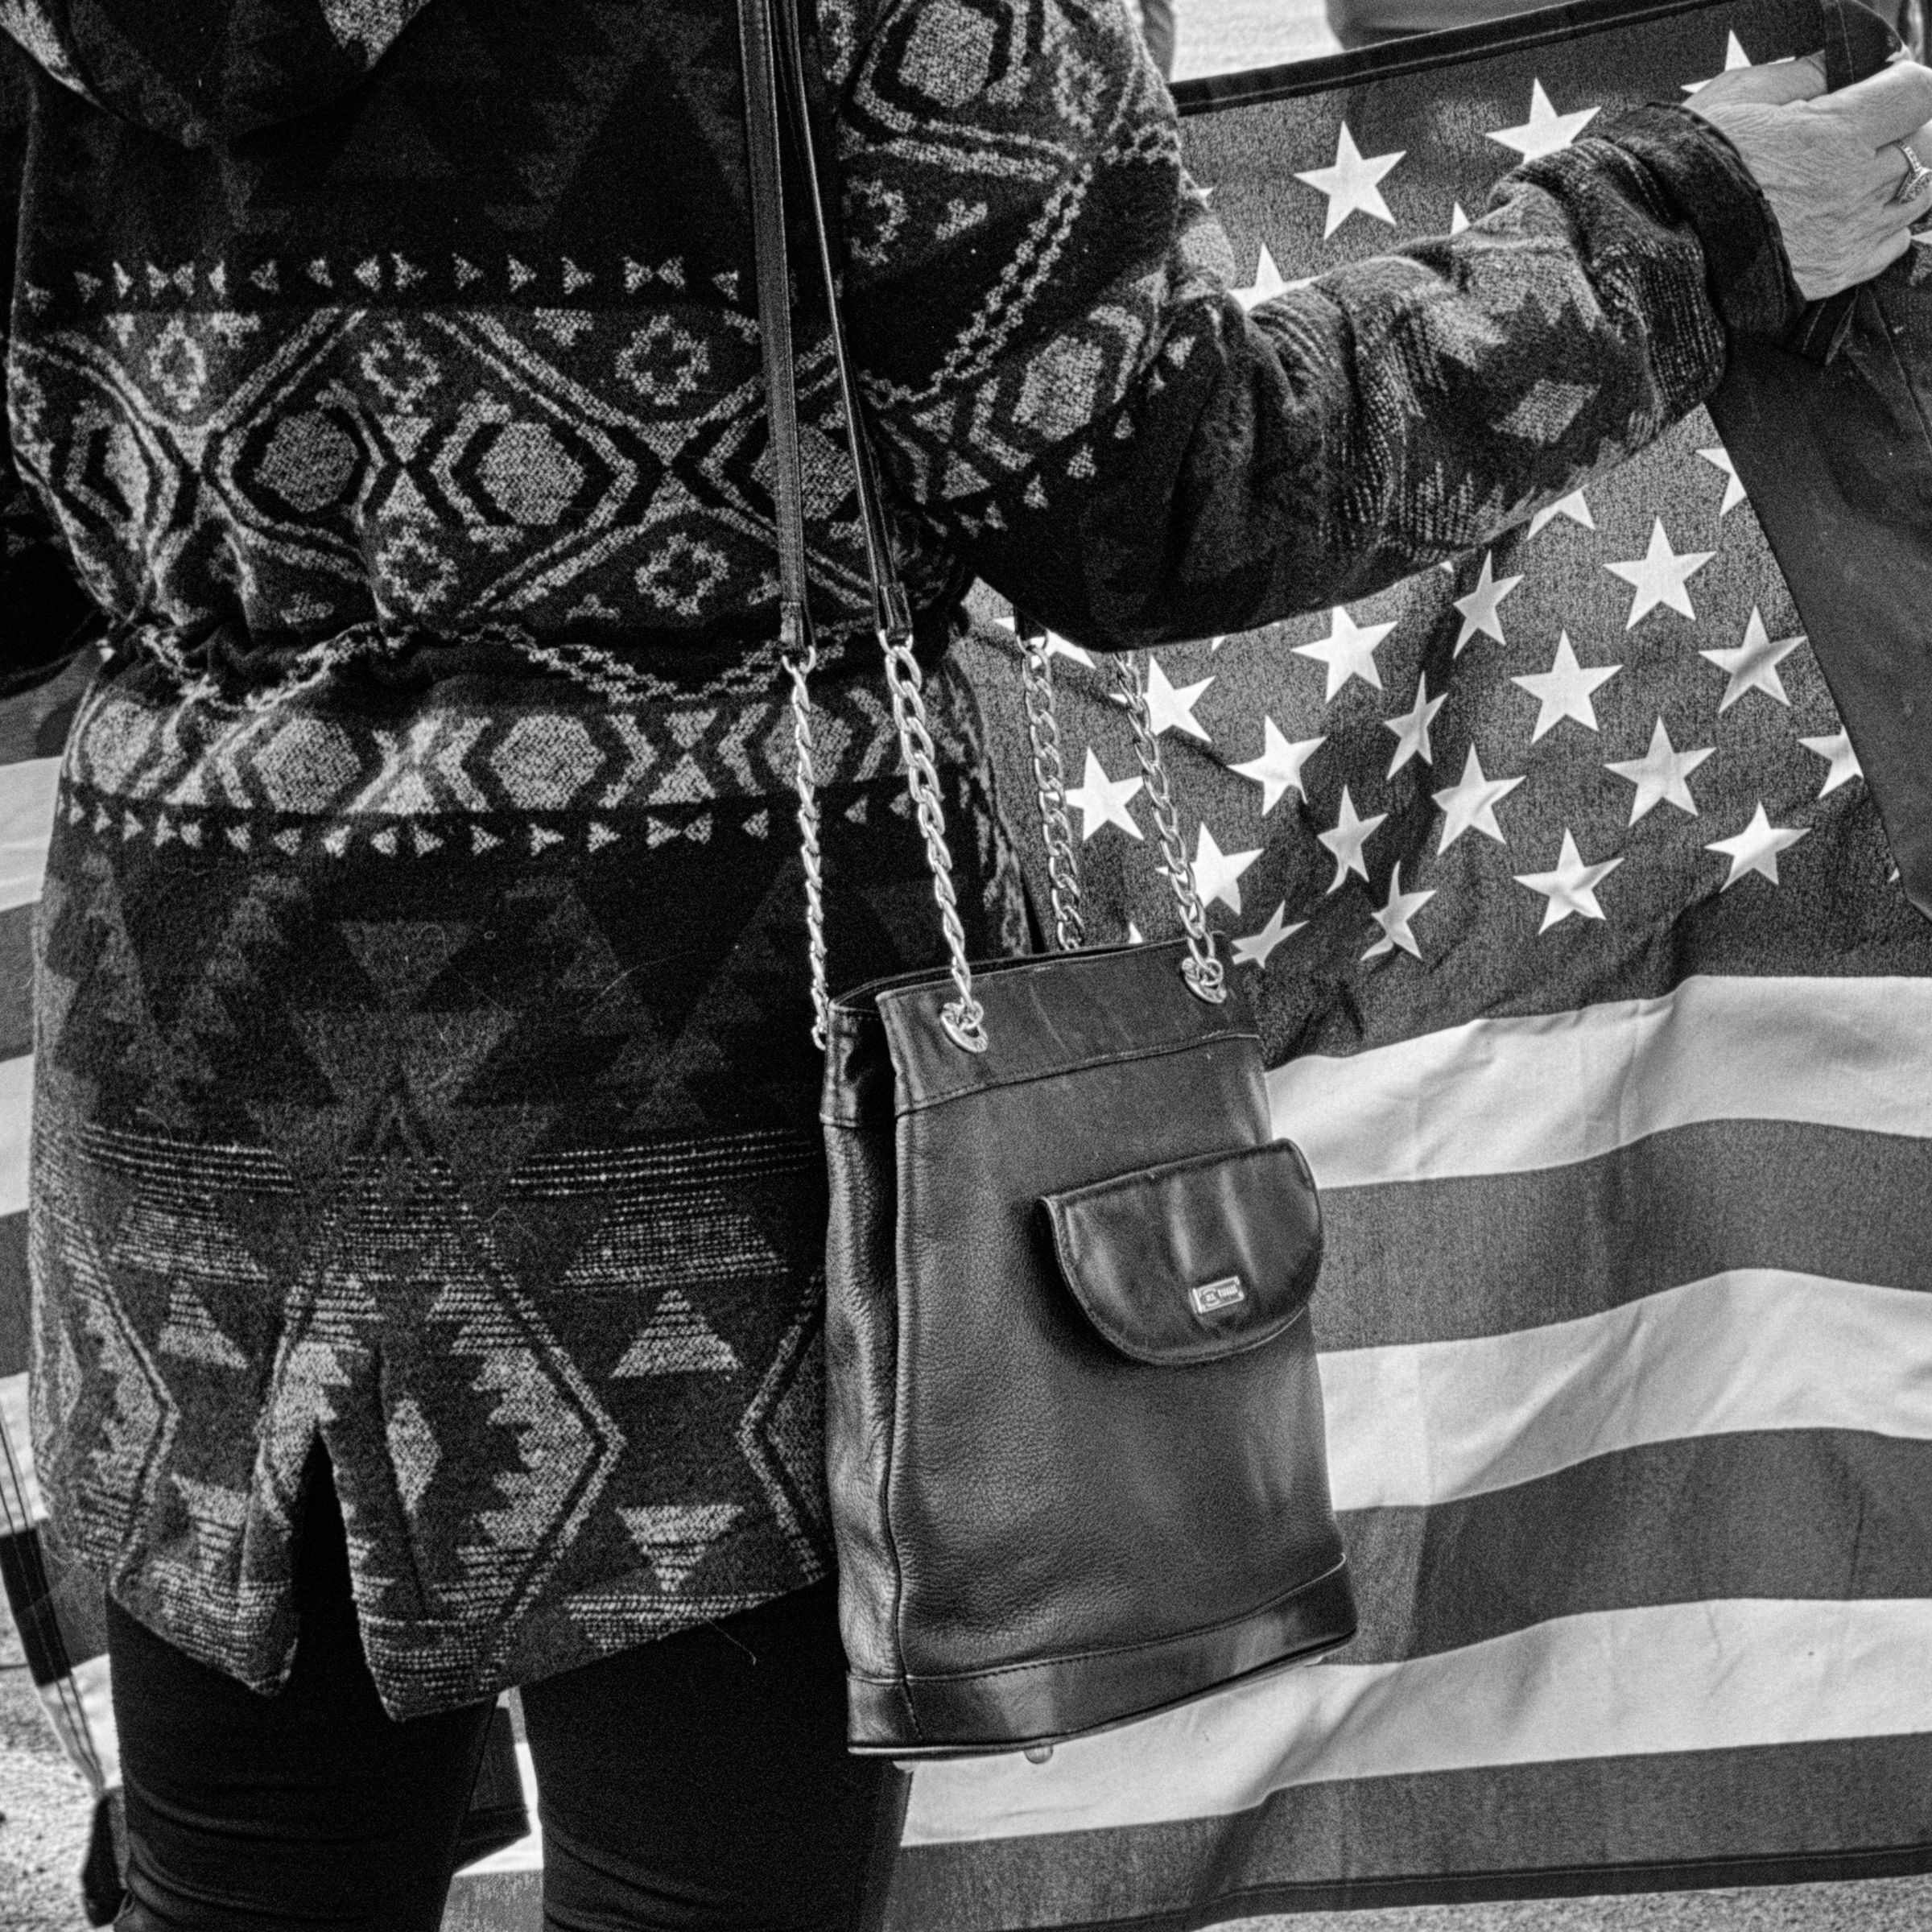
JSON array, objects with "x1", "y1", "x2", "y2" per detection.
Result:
[
  {"x1": 1893, "y1": 140, "x2": 1932, "y2": 205},
  {"x1": 742, "y1": 0, "x2": 1225, "y2": 1050}
]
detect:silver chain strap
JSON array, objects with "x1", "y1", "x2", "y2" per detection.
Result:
[
  {"x1": 1109, "y1": 653, "x2": 1228, "y2": 1005},
  {"x1": 879, "y1": 632, "x2": 990, "y2": 1053},
  {"x1": 787, "y1": 634, "x2": 986, "y2": 1055},
  {"x1": 1018, "y1": 635, "x2": 1087, "y2": 953},
  {"x1": 788, "y1": 638, "x2": 1224, "y2": 1056},
  {"x1": 783, "y1": 640, "x2": 832, "y2": 1050}
]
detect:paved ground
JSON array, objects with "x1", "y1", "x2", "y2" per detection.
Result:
[
  {"x1": 0, "y1": 1616, "x2": 97, "y2": 1932},
  {"x1": 6, "y1": 2, "x2": 1932, "y2": 1928}
]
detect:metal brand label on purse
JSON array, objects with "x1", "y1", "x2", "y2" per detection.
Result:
[{"x1": 1189, "y1": 1277, "x2": 1246, "y2": 1315}]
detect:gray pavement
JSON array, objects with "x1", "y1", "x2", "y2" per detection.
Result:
[
  {"x1": 0, "y1": 1614, "x2": 96, "y2": 1931},
  {"x1": 5, "y1": 2, "x2": 1932, "y2": 1928}
]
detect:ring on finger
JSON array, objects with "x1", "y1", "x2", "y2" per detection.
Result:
[{"x1": 1891, "y1": 141, "x2": 1932, "y2": 205}]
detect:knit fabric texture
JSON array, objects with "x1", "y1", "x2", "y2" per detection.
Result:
[{"x1": 0, "y1": 0, "x2": 1789, "y2": 1713}]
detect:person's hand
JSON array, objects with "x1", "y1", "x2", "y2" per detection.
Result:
[{"x1": 1687, "y1": 52, "x2": 1932, "y2": 299}]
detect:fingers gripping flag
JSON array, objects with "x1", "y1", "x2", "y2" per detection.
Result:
[{"x1": 925, "y1": 0, "x2": 1932, "y2": 1925}]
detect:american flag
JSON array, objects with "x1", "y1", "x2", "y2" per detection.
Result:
[
  {"x1": 899, "y1": 0, "x2": 1932, "y2": 1922},
  {"x1": 6, "y1": 0, "x2": 1932, "y2": 1926}
]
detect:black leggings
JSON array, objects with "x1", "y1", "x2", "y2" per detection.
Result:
[{"x1": 108, "y1": 1473, "x2": 894, "y2": 1932}]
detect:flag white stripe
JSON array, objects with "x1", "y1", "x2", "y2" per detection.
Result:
[
  {"x1": 1269, "y1": 975, "x2": 1932, "y2": 1187},
  {"x1": 72, "y1": 1652, "x2": 117, "y2": 1792},
  {"x1": 0, "y1": 1373, "x2": 41, "y2": 1526},
  {"x1": 35, "y1": 1651, "x2": 118, "y2": 1798},
  {"x1": 0, "y1": 757, "x2": 59, "y2": 915},
  {"x1": 1323, "y1": 1269, "x2": 1932, "y2": 1511},
  {"x1": 0, "y1": 1055, "x2": 31, "y2": 1219},
  {"x1": 902, "y1": 1596, "x2": 1932, "y2": 1844}
]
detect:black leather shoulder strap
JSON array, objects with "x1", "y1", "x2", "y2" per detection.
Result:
[{"x1": 736, "y1": 0, "x2": 911, "y2": 649}]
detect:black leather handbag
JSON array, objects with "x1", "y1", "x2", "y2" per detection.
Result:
[{"x1": 737, "y1": 0, "x2": 1356, "y2": 1757}]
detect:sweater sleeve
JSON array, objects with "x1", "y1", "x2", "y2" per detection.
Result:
[
  {"x1": 1, "y1": 40, "x2": 100, "y2": 697},
  {"x1": 822, "y1": 0, "x2": 1798, "y2": 650}
]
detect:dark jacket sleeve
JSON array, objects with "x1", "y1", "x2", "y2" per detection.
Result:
[
  {"x1": 1, "y1": 40, "x2": 101, "y2": 697},
  {"x1": 825, "y1": 0, "x2": 1798, "y2": 649}
]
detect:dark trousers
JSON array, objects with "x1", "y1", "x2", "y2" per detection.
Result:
[{"x1": 108, "y1": 1473, "x2": 893, "y2": 1932}]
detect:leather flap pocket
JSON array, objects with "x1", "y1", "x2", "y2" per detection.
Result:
[{"x1": 1042, "y1": 1141, "x2": 1323, "y2": 1366}]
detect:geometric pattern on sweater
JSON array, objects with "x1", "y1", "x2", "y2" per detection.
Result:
[
  {"x1": 10, "y1": 301, "x2": 882, "y2": 650},
  {"x1": 56, "y1": 651, "x2": 909, "y2": 861},
  {"x1": 31, "y1": 645, "x2": 1030, "y2": 1715},
  {"x1": 5, "y1": 0, "x2": 1777, "y2": 686},
  {"x1": 4, "y1": 0, "x2": 1789, "y2": 1713}
]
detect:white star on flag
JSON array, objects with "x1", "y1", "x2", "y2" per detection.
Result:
[
  {"x1": 1515, "y1": 828, "x2": 1623, "y2": 931},
  {"x1": 1045, "y1": 632, "x2": 1096, "y2": 668},
  {"x1": 1294, "y1": 605, "x2": 1396, "y2": 700},
  {"x1": 1452, "y1": 551, "x2": 1521, "y2": 653},
  {"x1": 1364, "y1": 862, "x2": 1435, "y2": 960},
  {"x1": 1232, "y1": 902, "x2": 1304, "y2": 969},
  {"x1": 1063, "y1": 748, "x2": 1143, "y2": 840},
  {"x1": 1486, "y1": 80, "x2": 1600, "y2": 160},
  {"x1": 1450, "y1": 201, "x2": 1470, "y2": 234},
  {"x1": 1513, "y1": 631, "x2": 1619, "y2": 741},
  {"x1": 1433, "y1": 745, "x2": 1523, "y2": 851},
  {"x1": 1141, "y1": 658, "x2": 1215, "y2": 740},
  {"x1": 1529, "y1": 487, "x2": 1594, "y2": 537},
  {"x1": 1232, "y1": 718, "x2": 1324, "y2": 815},
  {"x1": 1191, "y1": 822, "x2": 1262, "y2": 913},
  {"x1": 1701, "y1": 607, "x2": 1802, "y2": 711},
  {"x1": 1294, "y1": 123, "x2": 1405, "y2": 239},
  {"x1": 1698, "y1": 445, "x2": 1747, "y2": 515},
  {"x1": 1605, "y1": 717, "x2": 1713, "y2": 823},
  {"x1": 1800, "y1": 730, "x2": 1862, "y2": 798},
  {"x1": 1319, "y1": 785, "x2": 1386, "y2": 892},
  {"x1": 1234, "y1": 242, "x2": 1288, "y2": 311},
  {"x1": 1682, "y1": 30, "x2": 1756, "y2": 92},
  {"x1": 1707, "y1": 803, "x2": 1808, "y2": 888},
  {"x1": 1385, "y1": 673, "x2": 1447, "y2": 774},
  {"x1": 1605, "y1": 518, "x2": 1715, "y2": 626}
]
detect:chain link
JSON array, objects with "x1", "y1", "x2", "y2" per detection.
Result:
[
  {"x1": 1018, "y1": 637, "x2": 1087, "y2": 953},
  {"x1": 878, "y1": 632, "x2": 990, "y2": 1052},
  {"x1": 1108, "y1": 654, "x2": 1228, "y2": 1005},
  {"x1": 782, "y1": 630, "x2": 832, "y2": 1051}
]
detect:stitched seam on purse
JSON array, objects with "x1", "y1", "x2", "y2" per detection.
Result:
[
  {"x1": 886, "y1": 1553, "x2": 1352, "y2": 1686},
  {"x1": 893, "y1": 1032, "x2": 1265, "y2": 1116}
]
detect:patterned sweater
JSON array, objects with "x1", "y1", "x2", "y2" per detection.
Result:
[{"x1": 2, "y1": 0, "x2": 1799, "y2": 1717}]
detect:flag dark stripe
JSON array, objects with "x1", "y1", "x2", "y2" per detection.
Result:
[
  {"x1": 1340, "y1": 1427, "x2": 1932, "y2": 1666},
  {"x1": 1315, "y1": 1117, "x2": 1932, "y2": 1349},
  {"x1": 0, "y1": 1215, "x2": 26, "y2": 1380},
  {"x1": 0, "y1": 1525, "x2": 74, "y2": 1686},
  {"x1": 0, "y1": 652, "x2": 91, "y2": 770},
  {"x1": 877, "y1": 1735, "x2": 1932, "y2": 1932},
  {"x1": 0, "y1": 906, "x2": 31, "y2": 1062}
]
